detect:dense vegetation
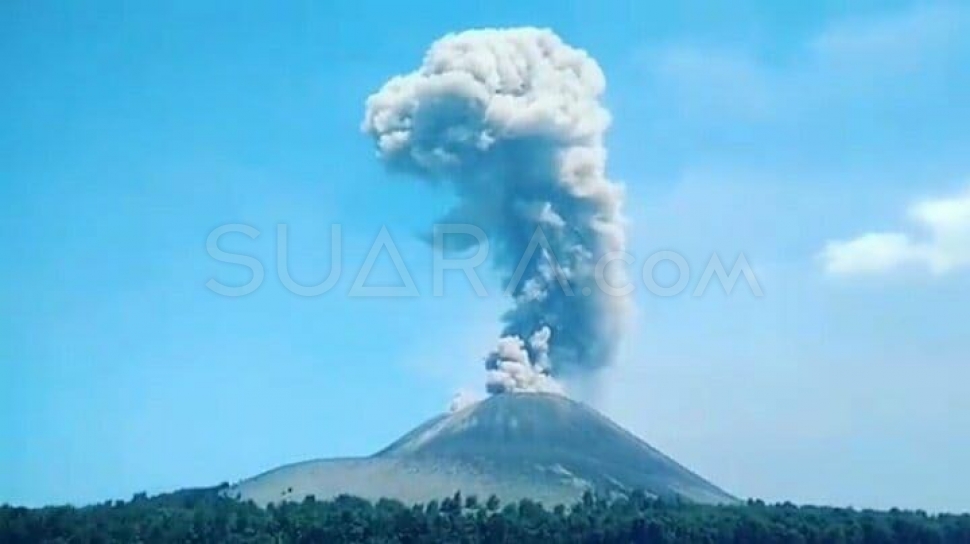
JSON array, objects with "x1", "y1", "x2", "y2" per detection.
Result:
[{"x1": 2, "y1": 485, "x2": 968, "y2": 543}]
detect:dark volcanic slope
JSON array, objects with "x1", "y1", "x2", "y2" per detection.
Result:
[{"x1": 228, "y1": 393, "x2": 735, "y2": 506}]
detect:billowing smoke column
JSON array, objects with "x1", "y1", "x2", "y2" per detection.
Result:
[{"x1": 363, "y1": 28, "x2": 628, "y2": 394}]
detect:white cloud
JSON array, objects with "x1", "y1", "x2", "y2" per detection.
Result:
[
  {"x1": 596, "y1": 176, "x2": 970, "y2": 510},
  {"x1": 810, "y1": 4, "x2": 969, "y2": 70},
  {"x1": 821, "y1": 186, "x2": 970, "y2": 277},
  {"x1": 631, "y1": 3, "x2": 969, "y2": 129}
]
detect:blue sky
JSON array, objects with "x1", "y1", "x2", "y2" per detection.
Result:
[{"x1": 2, "y1": 0, "x2": 968, "y2": 511}]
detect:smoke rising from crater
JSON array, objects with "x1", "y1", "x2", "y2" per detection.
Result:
[{"x1": 362, "y1": 28, "x2": 628, "y2": 394}]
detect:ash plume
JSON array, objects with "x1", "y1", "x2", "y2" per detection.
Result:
[{"x1": 362, "y1": 28, "x2": 628, "y2": 394}]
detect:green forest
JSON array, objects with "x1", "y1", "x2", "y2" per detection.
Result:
[{"x1": 2, "y1": 485, "x2": 968, "y2": 543}]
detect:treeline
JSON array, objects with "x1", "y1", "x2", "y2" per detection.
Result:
[{"x1": 2, "y1": 486, "x2": 969, "y2": 543}]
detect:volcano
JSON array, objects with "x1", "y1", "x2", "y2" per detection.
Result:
[{"x1": 227, "y1": 393, "x2": 735, "y2": 506}]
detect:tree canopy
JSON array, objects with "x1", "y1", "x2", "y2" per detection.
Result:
[{"x1": 2, "y1": 486, "x2": 968, "y2": 543}]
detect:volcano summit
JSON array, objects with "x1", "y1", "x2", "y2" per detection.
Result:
[
  {"x1": 228, "y1": 393, "x2": 735, "y2": 506},
  {"x1": 226, "y1": 29, "x2": 737, "y2": 509}
]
